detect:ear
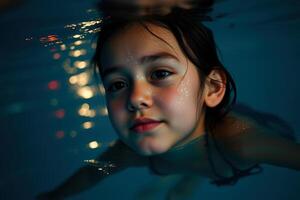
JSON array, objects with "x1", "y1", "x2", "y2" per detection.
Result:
[{"x1": 204, "y1": 69, "x2": 226, "y2": 108}]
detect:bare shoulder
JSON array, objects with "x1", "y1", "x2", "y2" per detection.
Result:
[
  {"x1": 212, "y1": 111, "x2": 258, "y2": 166},
  {"x1": 213, "y1": 111, "x2": 300, "y2": 170}
]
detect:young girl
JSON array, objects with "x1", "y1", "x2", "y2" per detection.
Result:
[{"x1": 37, "y1": 1, "x2": 300, "y2": 199}]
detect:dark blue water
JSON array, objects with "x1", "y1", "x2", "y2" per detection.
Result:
[{"x1": 0, "y1": 0, "x2": 299, "y2": 199}]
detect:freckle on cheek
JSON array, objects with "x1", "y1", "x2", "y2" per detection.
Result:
[{"x1": 179, "y1": 81, "x2": 191, "y2": 95}]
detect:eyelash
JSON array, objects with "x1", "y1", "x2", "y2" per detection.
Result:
[
  {"x1": 106, "y1": 69, "x2": 174, "y2": 93},
  {"x1": 150, "y1": 69, "x2": 174, "y2": 80},
  {"x1": 107, "y1": 81, "x2": 128, "y2": 93}
]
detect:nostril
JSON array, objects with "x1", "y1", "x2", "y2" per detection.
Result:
[{"x1": 127, "y1": 82, "x2": 153, "y2": 111}]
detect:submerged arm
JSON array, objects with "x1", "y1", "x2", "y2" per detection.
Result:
[
  {"x1": 215, "y1": 112, "x2": 300, "y2": 171},
  {"x1": 238, "y1": 129, "x2": 300, "y2": 170},
  {"x1": 37, "y1": 140, "x2": 147, "y2": 199}
]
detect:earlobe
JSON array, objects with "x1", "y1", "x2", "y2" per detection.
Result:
[{"x1": 204, "y1": 69, "x2": 226, "y2": 108}]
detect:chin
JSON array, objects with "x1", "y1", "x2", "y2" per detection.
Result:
[{"x1": 135, "y1": 138, "x2": 171, "y2": 156}]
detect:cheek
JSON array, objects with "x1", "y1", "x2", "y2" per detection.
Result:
[
  {"x1": 158, "y1": 77, "x2": 200, "y2": 112},
  {"x1": 108, "y1": 98, "x2": 124, "y2": 112},
  {"x1": 107, "y1": 97, "x2": 127, "y2": 125},
  {"x1": 155, "y1": 78, "x2": 201, "y2": 133},
  {"x1": 156, "y1": 85, "x2": 198, "y2": 117}
]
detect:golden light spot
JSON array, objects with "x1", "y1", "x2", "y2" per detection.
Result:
[
  {"x1": 69, "y1": 72, "x2": 89, "y2": 86},
  {"x1": 88, "y1": 141, "x2": 101, "y2": 149},
  {"x1": 60, "y1": 44, "x2": 66, "y2": 51},
  {"x1": 69, "y1": 49, "x2": 87, "y2": 57},
  {"x1": 79, "y1": 72, "x2": 89, "y2": 86},
  {"x1": 82, "y1": 103, "x2": 90, "y2": 109},
  {"x1": 74, "y1": 40, "x2": 83, "y2": 46},
  {"x1": 78, "y1": 103, "x2": 96, "y2": 117},
  {"x1": 74, "y1": 61, "x2": 88, "y2": 69},
  {"x1": 89, "y1": 110, "x2": 96, "y2": 117},
  {"x1": 77, "y1": 86, "x2": 94, "y2": 99},
  {"x1": 73, "y1": 34, "x2": 81, "y2": 39},
  {"x1": 63, "y1": 59, "x2": 77, "y2": 74},
  {"x1": 83, "y1": 121, "x2": 94, "y2": 129},
  {"x1": 69, "y1": 76, "x2": 77, "y2": 84}
]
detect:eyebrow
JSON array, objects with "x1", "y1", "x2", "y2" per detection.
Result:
[
  {"x1": 102, "y1": 52, "x2": 179, "y2": 78},
  {"x1": 140, "y1": 52, "x2": 179, "y2": 65}
]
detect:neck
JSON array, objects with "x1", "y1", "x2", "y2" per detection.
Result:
[
  {"x1": 172, "y1": 112, "x2": 206, "y2": 150},
  {"x1": 156, "y1": 131, "x2": 206, "y2": 163}
]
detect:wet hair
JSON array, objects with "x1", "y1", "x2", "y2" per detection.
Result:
[{"x1": 92, "y1": 8, "x2": 237, "y2": 131}]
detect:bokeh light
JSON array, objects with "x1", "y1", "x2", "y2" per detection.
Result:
[
  {"x1": 88, "y1": 141, "x2": 101, "y2": 149},
  {"x1": 77, "y1": 86, "x2": 94, "y2": 99},
  {"x1": 48, "y1": 80, "x2": 59, "y2": 90},
  {"x1": 74, "y1": 61, "x2": 88, "y2": 69},
  {"x1": 69, "y1": 72, "x2": 90, "y2": 86},
  {"x1": 82, "y1": 121, "x2": 94, "y2": 129},
  {"x1": 56, "y1": 130, "x2": 65, "y2": 139},
  {"x1": 78, "y1": 103, "x2": 96, "y2": 117},
  {"x1": 54, "y1": 109, "x2": 65, "y2": 119}
]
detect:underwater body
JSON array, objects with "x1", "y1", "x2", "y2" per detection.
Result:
[{"x1": 0, "y1": 0, "x2": 300, "y2": 199}]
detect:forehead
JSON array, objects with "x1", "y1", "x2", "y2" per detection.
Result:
[{"x1": 100, "y1": 23, "x2": 187, "y2": 67}]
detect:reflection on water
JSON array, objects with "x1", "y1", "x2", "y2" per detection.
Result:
[{"x1": 31, "y1": 8, "x2": 109, "y2": 152}]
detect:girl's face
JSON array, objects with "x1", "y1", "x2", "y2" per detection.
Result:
[{"x1": 100, "y1": 23, "x2": 207, "y2": 155}]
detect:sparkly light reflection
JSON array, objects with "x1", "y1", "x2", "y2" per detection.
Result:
[
  {"x1": 63, "y1": 59, "x2": 77, "y2": 74},
  {"x1": 77, "y1": 86, "x2": 94, "y2": 99},
  {"x1": 78, "y1": 103, "x2": 96, "y2": 117},
  {"x1": 73, "y1": 34, "x2": 82, "y2": 39},
  {"x1": 69, "y1": 72, "x2": 90, "y2": 86},
  {"x1": 74, "y1": 40, "x2": 83, "y2": 46},
  {"x1": 60, "y1": 44, "x2": 66, "y2": 51},
  {"x1": 88, "y1": 141, "x2": 100, "y2": 149},
  {"x1": 74, "y1": 61, "x2": 88, "y2": 69},
  {"x1": 40, "y1": 35, "x2": 59, "y2": 43},
  {"x1": 69, "y1": 49, "x2": 87, "y2": 57},
  {"x1": 82, "y1": 121, "x2": 94, "y2": 129}
]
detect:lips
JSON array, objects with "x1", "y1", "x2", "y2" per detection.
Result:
[{"x1": 130, "y1": 118, "x2": 162, "y2": 133}]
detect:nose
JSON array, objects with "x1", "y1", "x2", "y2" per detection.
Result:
[{"x1": 127, "y1": 81, "x2": 153, "y2": 112}]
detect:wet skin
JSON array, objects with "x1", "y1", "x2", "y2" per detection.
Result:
[{"x1": 100, "y1": 23, "x2": 207, "y2": 156}]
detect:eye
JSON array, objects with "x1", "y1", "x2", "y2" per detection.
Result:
[
  {"x1": 151, "y1": 69, "x2": 173, "y2": 80},
  {"x1": 107, "y1": 81, "x2": 128, "y2": 93}
]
